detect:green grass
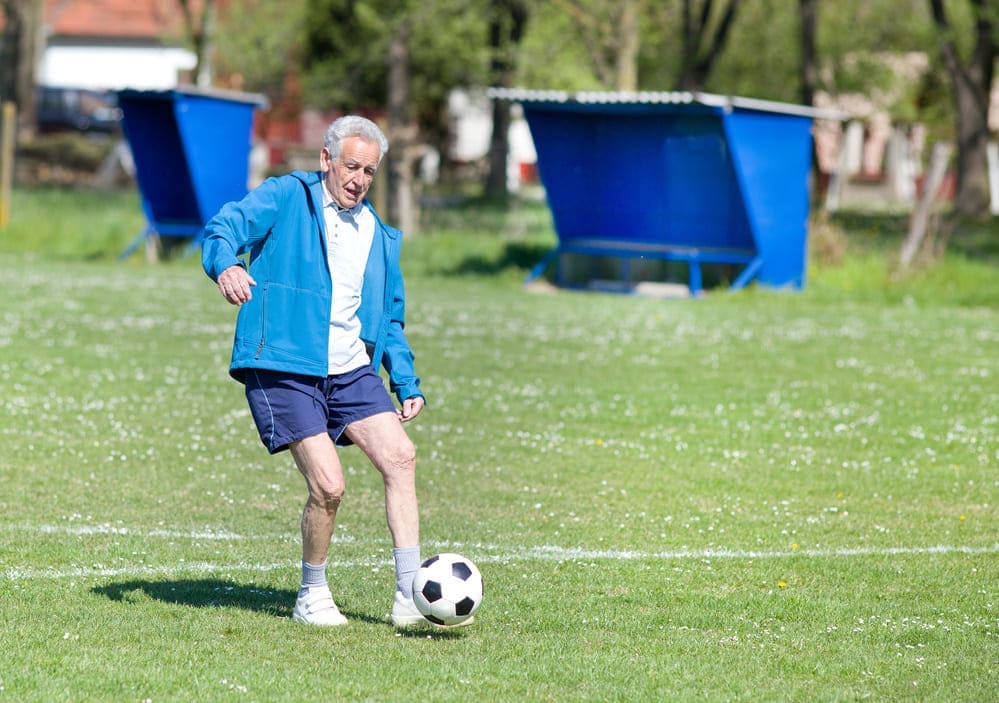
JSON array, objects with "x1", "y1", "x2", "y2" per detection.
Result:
[
  {"x1": 0, "y1": 188, "x2": 996, "y2": 701},
  {"x1": 0, "y1": 187, "x2": 145, "y2": 261}
]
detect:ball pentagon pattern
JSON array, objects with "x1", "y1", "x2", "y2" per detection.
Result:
[{"x1": 412, "y1": 553, "x2": 483, "y2": 626}]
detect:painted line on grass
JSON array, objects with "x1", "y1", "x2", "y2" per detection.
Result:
[
  {"x1": 4, "y1": 523, "x2": 373, "y2": 548},
  {"x1": 15, "y1": 523, "x2": 999, "y2": 561},
  {"x1": 6, "y1": 523, "x2": 302, "y2": 542},
  {"x1": 503, "y1": 543, "x2": 999, "y2": 561},
  {"x1": 2, "y1": 561, "x2": 306, "y2": 581},
  {"x1": 2, "y1": 527, "x2": 995, "y2": 581}
]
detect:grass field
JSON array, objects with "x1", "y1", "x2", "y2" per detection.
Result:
[{"x1": 0, "y1": 189, "x2": 996, "y2": 701}]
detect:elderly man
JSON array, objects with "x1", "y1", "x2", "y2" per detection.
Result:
[{"x1": 202, "y1": 115, "x2": 431, "y2": 627}]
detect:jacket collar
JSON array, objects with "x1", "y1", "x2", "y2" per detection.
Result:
[{"x1": 293, "y1": 169, "x2": 400, "y2": 240}]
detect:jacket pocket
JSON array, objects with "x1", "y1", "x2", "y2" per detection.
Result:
[{"x1": 260, "y1": 283, "x2": 328, "y2": 364}]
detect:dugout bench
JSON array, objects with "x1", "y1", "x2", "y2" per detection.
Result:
[
  {"x1": 490, "y1": 89, "x2": 846, "y2": 295},
  {"x1": 116, "y1": 87, "x2": 267, "y2": 259}
]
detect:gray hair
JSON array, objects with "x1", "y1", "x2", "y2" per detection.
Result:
[{"x1": 323, "y1": 115, "x2": 389, "y2": 163}]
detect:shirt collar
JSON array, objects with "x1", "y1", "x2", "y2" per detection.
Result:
[{"x1": 322, "y1": 181, "x2": 363, "y2": 218}]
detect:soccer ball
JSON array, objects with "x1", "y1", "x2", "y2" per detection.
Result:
[{"x1": 412, "y1": 553, "x2": 483, "y2": 626}]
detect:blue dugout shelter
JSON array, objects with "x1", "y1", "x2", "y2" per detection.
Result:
[
  {"x1": 117, "y1": 87, "x2": 267, "y2": 259},
  {"x1": 489, "y1": 89, "x2": 846, "y2": 295}
]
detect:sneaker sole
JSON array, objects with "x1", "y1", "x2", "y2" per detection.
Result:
[
  {"x1": 293, "y1": 612, "x2": 348, "y2": 627},
  {"x1": 391, "y1": 615, "x2": 474, "y2": 629}
]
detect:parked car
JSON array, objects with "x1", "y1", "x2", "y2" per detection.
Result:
[{"x1": 36, "y1": 86, "x2": 122, "y2": 134}]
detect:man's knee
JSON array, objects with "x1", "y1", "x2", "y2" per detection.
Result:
[
  {"x1": 382, "y1": 436, "x2": 417, "y2": 477},
  {"x1": 311, "y1": 477, "x2": 345, "y2": 511}
]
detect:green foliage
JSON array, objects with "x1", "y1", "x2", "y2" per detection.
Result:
[
  {"x1": 209, "y1": 0, "x2": 973, "y2": 145},
  {"x1": 507, "y1": 0, "x2": 954, "y2": 126},
  {"x1": 301, "y1": 0, "x2": 389, "y2": 111},
  {"x1": 515, "y1": 5, "x2": 605, "y2": 90},
  {"x1": 697, "y1": 0, "x2": 802, "y2": 101},
  {"x1": 300, "y1": 0, "x2": 489, "y2": 128},
  {"x1": 17, "y1": 133, "x2": 115, "y2": 172},
  {"x1": 215, "y1": 0, "x2": 308, "y2": 97},
  {"x1": 806, "y1": 209, "x2": 999, "y2": 307},
  {"x1": 809, "y1": 0, "x2": 959, "y2": 128}
]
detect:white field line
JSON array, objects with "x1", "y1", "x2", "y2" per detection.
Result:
[
  {"x1": 2, "y1": 523, "x2": 996, "y2": 581},
  {"x1": 7, "y1": 523, "x2": 299, "y2": 541}
]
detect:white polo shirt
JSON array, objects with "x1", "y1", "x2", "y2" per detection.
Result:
[{"x1": 322, "y1": 184, "x2": 376, "y2": 374}]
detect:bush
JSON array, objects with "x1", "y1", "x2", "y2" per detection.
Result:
[{"x1": 16, "y1": 132, "x2": 121, "y2": 188}]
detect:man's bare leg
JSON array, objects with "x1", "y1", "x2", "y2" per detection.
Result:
[
  {"x1": 288, "y1": 432, "x2": 348, "y2": 625},
  {"x1": 290, "y1": 432, "x2": 346, "y2": 563},
  {"x1": 345, "y1": 411, "x2": 429, "y2": 625},
  {"x1": 345, "y1": 411, "x2": 419, "y2": 549}
]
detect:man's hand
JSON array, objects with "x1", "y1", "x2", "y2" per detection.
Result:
[
  {"x1": 398, "y1": 396, "x2": 425, "y2": 423},
  {"x1": 217, "y1": 265, "x2": 256, "y2": 305}
]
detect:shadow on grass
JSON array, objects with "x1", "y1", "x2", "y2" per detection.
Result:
[
  {"x1": 90, "y1": 579, "x2": 467, "y2": 635},
  {"x1": 92, "y1": 578, "x2": 297, "y2": 618},
  {"x1": 443, "y1": 240, "x2": 553, "y2": 277},
  {"x1": 393, "y1": 625, "x2": 467, "y2": 640}
]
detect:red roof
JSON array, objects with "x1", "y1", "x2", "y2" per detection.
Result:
[{"x1": 44, "y1": 0, "x2": 185, "y2": 40}]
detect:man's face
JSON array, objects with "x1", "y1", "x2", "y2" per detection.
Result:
[{"x1": 321, "y1": 136, "x2": 381, "y2": 208}]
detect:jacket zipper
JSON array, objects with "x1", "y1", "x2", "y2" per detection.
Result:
[{"x1": 255, "y1": 284, "x2": 266, "y2": 359}]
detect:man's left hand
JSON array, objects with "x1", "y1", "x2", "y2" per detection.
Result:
[{"x1": 398, "y1": 396, "x2": 425, "y2": 423}]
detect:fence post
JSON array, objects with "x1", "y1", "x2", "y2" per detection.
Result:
[
  {"x1": 0, "y1": 102, "x2": 15, "y2": 227},
  {"x1": 900, "y1": 141, "x2": 951, "y2": 269}
]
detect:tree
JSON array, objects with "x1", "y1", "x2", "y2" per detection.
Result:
[
  {"x1": 799, "y1": 0, "x2": 819, "y2": 106},
  {"x1": 551, "y1": 0, "x2": 643, "y2": 90},
  {"x1": 675, "y1": 0, "x2": 742, "y2": 91},
  {"x1": 0, "y1": 0, "x2": 41, "y2": 139},
  {"x1": 215, "y1": 0, "x2": 306, "y2": 98},
  {"x1": 928, "y1": 0, "x2": 995, "y2": 219},
  {"x1": 484, "y1": 0, "x2": 529, "y2": 199},
  {"x1": 176, "y1": 0, "x2": 219, "y2": 87},
  {"x1": 302, "y1": 0, "x2": 491, "y2": 228},
  {"x1": 386, "y1": 14, "x2": 419, "y2": 234}
]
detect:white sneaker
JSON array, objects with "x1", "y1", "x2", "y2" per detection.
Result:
[
  {"x1": 390, "y1": 591, "x2": 427, "y2": 627},
  {"x1": 390, "y1": 591, "x2": 474, "y2": 628},
  {"x1": 293, "y1": 586, "x2": 348, "y2": 626}
]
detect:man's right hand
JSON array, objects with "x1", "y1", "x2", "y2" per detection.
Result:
[{"x1": 217, "y1": 265, "x2": 257, "y2": 305}]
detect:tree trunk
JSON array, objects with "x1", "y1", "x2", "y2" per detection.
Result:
[
  {"x1": 1, "y1": 0, "x2": 41, "y2": 139},
  {"x1": 485, "y1": 0, "x2": 529, "y2": 200},
  {"x1": 798, "y1": 0, "x2": 818, "y2": 107},
  {"x1": 928, "y1": 0, "x2": 994, "y2": 219},
  {"x1": 799, "y1": 0, "x2": 820, "y2": 203},
  {"x1": 0, "y1": 3, "x2": 18, "y2": 102},
  {"x1": 615, "y1": 0, "x2": 640, "y2": 91},
  {"x1": 177, "y1": 0, "x2": 218, "y2": 87},
  {"x1": 675, "y1": 0, "x2": 742, "y2": 92},
  {"x1": 485, "y1": 97, "x2": 512, "y2": 200},
  {"x1": 387, "y1": 17, "x2": 419, "y2": 234},
  {"x1": 196, "y1": 0, "x2": 217, "y2": 87},
  {"x1": 953, "y1": 81, "x2": 991, "y2": 217}
]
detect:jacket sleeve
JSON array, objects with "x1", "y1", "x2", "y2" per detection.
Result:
[
  {"x1": 201, "y1": 176, "x2": 285, "y2": 281},
  {"x1": 381, "y1": 265, "x2": 424, "y2": 404}
]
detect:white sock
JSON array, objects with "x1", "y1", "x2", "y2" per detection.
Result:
[
  {"x1": 393, "y1": 547, "x2": 421, "y2": 599},
  {"x1": 300, "y1": 559, "x2": 327, "y2": 597}
]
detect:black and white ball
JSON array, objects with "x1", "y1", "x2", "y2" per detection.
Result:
[{"x1": 412, "y1": 553, "x2": 483, "y2": 626}]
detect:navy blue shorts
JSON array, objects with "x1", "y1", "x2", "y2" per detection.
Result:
[{"x1": 244, "y1": 366, "x2": 397, "y2": 453}]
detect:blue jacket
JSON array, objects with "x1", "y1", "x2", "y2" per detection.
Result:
[{"x1": 201, "y1": 170, "x2": 422, "y2": 403}]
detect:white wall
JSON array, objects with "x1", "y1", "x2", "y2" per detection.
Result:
[
  {"x1": 41, "y1": 45, "x2": 197, "y2": 90},
  {"x1": 447, "y1": 88, "x2": 536, "y2": 166}
]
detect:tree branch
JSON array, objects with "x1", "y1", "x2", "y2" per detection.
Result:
[{"x1": 551, "y1": 0, "x2": 615, "y2": 87}]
